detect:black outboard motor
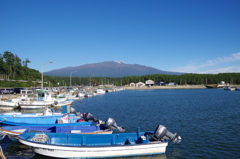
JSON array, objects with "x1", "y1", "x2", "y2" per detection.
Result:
[
  {"x1": 152, "y1": 125, "x2": 181, "y2": 144},
  {"x1": 82, "y1": 112, "x2": 100, "y2": 123},
  {"x1": 104, "y1": 118, "x2": 125, "y2": 132}
]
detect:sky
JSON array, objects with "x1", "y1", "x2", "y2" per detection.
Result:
[{"x1": 1, "y1": 0, "x2": 240, "y2": 74}]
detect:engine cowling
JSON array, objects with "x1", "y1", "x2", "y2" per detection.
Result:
[
  {"x1": 153, "y1": 125, "x2": 181, "y2": 144},
  {"x1": 70, "y1": 107, "x2": 81, "y2": 116},
  {"x1": 104, "y1": 117, "x2": 125, "y2": 132}
]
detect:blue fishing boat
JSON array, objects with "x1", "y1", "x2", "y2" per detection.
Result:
[
  {"x1": 0, "y1": 111, "x2": 104, "y2": 127},
  {"x1": 19, "y1": 125, "x2": 181, "y2": 158},
  {"x1": 0, "y1": 118, "x2": 125, "y2": 140}
]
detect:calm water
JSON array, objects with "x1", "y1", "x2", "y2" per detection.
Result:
[{"x1": 1, "y1": 89, "x2": 240, "y2": 159}]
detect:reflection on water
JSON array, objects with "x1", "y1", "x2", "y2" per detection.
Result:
[{"x1": 1, "y1": 140, "x2": 35, "y2": 159}]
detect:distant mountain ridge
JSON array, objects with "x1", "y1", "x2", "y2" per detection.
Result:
[{"x1": 44, "y1": 61, "x2": 183, "y2": 77}]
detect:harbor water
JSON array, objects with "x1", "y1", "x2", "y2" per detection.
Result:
[{"x1": 1, "y1": 89, "x2": 240, "y2": 159}]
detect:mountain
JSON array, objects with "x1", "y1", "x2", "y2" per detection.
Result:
[{"x1": 44, "y1": 61, "x2": 183, "y2": 77}]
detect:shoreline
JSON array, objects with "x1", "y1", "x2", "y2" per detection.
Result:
[{"x1": 124, "y1": 85, "x2": 207, "y2": 90}]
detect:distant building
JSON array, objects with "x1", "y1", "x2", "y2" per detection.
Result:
[
  {"x1": 129, "y1": 83, "x2": 136, "y2": 87},
  {"x1": 145, "y1": 80, "x2": 154, "y2": 86},
  {"x1": 168, "y1": 82, "x2": 175, "y2": 86},
  {"x1": 136, "y1": 82, "x2": 145, "y2": 87}
]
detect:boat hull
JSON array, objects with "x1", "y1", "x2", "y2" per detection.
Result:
[
  {"x1": 0, "y1": 106, "x2": 15, "y2": 110},
  {"x1": 19, "y1": 139, "x2": 167, "y2": 158},
  {"x1": 20, "y1": 105, "x2": 48, "y2": 109},
  {"x1": 19, "y1": 131, "x2": 169, "y2": 158}
]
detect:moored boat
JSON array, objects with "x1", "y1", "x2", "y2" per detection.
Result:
[
  {"x1": 223, "y1": 86, "x2": 236, "y2": 91},
  {"x1": 0, "y1": 117, "x2": 125, "y2": 140},
  {"x1": 84, "y1": 93, "x2": 93, "y2": 97},
  {"x1": 0, "y1": 107, "x2": 62, "y2": 117},
  {"x1": 95, "y1": 88, "x2": 106, "y2": 94},
  {"x1": 0, "y1": 110, "x2": 102, "y2": 127},
  {"x1": 78, "y1": 92, "x2": 85, "y2": 97},
  {"x1": 0, "y1": 98, "x2": 20, "y2": 110},
  {"x1": 51, "y1": 99, "x2": 74, "y2": 107},
  {"x1": 0, "y1": 115, "x2": 92, "y2": 126},
  {"x1": 19, "y1": 125, "x2": 181, "y2": 158},
  {"x1": 18, "y1": 90, "x2": 54, "y2": 109}
]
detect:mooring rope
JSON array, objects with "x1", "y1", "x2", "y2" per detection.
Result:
[{"x1": 0, "y1": 146, "x2": 6, "y2": 159}]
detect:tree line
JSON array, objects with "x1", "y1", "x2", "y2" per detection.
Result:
[{"x1": 122, "y1": 73, "x2": 240, "y2": 85}]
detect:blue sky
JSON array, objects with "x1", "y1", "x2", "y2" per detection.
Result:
[{"x1": 1, "y1": 0, "x2": 240, "y2": 74}]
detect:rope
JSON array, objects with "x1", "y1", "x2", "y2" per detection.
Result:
[{"x1": 0, "y1": 146, "x2": 6, "y2": 159}]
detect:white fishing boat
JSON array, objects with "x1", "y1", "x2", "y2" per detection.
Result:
[
  {"x1": 223, "y1": 86, "x2": 236, "y2": 91},
  {"x1": 18, "y1": 90, "x2": 54, "y2": 109},
  {"x1": 217, "y1": 81, "x2": 227, "y2": 88},
  {"x1": 19, "y1": 125, "x2": 181, "y2": 158},
  {"x1": 52, "y1": 99, "x2": 74, "y2": 107},
  {"x1": 84, "y1": 93, "x2": 93, "y2": 98},
  {"x1": 67, "y1": 93, "x2": 80, "y2": 100},
  {"x1": 95, "y1": 88, "x2": 106, "y2": 94},
  {"x1": 0, "y1": 107, "x2": 60, "y2": 116},
  {"x1": 0, "y1": 98, "x2": 20, "y2": 110},
  {"x1": 78, "y1": 92, "x2": 85, "y2": 98}
]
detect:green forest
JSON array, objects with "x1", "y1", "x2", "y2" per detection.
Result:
[
  {"x1": 122, "y1": 73, "x2": 240, "y2": 86},
  {"x1": 1, "y1": 51, "x2": 240, "y2": 88}
]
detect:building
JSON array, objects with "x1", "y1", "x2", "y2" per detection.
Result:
[
  {"x1": 136, "y1": 82, "x2": 145, "y2": 87},
  {"x1": 129, "y1": 83, "x2": 136, "y2": 87},
  {"x1": 145, "y1": 80, "x2": 154, "y2": 86}
]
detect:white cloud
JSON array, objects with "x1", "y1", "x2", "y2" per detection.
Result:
[
  {"x1": 205, "y1": 52, "x2": 240, "y2": 66},
  {"x1": 198, "y1": 66, "x2": 240, "y2": 74},
  {"x1": 174, "y1": 52, "x2": 240, "y2": 73}
]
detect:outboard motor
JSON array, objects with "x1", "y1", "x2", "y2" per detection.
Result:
[
  {"x1": 82, "y1": 112, "x2": 101, "y2": 123},
  {"x1": 58, "y1": 114, "x2": 70, "y2": 123},
  {"x1": 104, "y1": 117, "x2": 125, "y2": 132},
  {"x1": 70, "y1": 107, "x2": 76, "y2": 113},
  {"x1": 43, "y1": 107, "x2": 53, "y2": 115},
  {"x1": 152, "y1": 125, "x2": 181, "y2": 144},
  {"x1": 70, "y1": 107, "x2": 81, "y2": 116}
]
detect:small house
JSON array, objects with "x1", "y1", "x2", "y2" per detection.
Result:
[
  {"x1": 129, "y1": 83, "x2": 136, "y2": 87},
  {"x1": 136, "y1": 82, "x2": 145, "y2": 87}
]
